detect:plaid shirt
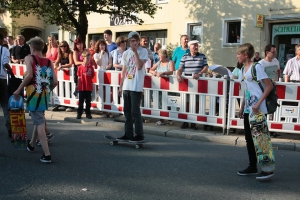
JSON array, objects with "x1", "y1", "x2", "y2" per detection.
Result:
[{"x1": 283, "y1": 56, "x2": 300, "y2": 81}]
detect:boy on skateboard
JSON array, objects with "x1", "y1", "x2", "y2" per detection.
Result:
[
  {"x1": 236, "y1": 43, "x2": 275, "y2": 180},
  {"x1": 13, "y1": 37, "x2": 57, "y2": 163},
  {"x1": 117, "y1": 31, "x2": 148, "y2": 142}
]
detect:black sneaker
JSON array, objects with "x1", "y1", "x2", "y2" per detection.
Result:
[
  {"x1": 180, "y1": 122, "x2": 189, "y2": 129},
  {"x1": 86, "y1": 115, "x2": 93, "y2": 119},
  {"x1": 116, "y1": 135, "x2": 131, "y2": 141},
  {"x1": 237, "y1": 166, "x2": 258, "y2": 176},
  {"x1": 76, "y1": 115, "x2": 81, "y2": 119},
  {"x1": 256, "y1": 171, "x2": 274, "y2": 180},
  {"x1": 37, "y1": 133, "x2": 54, "y2": 146},
  {"x1": 129, "y1": 135, "x2": 144, "y2": 142},
  {"x1": 190, "y1": 123, "x2": 198, "y2": 130},
  {"x1": 27, "y1": 140, "x2": 34, "y2": 152},
  {"x1": 40, "y1": 154, "x2": 51, "y2": 163}
]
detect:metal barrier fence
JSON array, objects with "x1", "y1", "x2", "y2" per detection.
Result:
[{"x1": 11, "y1": 64, "x2": 300, "y2": 135}]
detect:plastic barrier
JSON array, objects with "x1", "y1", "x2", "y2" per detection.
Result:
[{"x1": 226, "y1": 79, "x2": 300, "y2": 135}]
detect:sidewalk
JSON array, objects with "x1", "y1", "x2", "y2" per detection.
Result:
[{"x1": 44, "y1": 108, "x2": 300, "y2": 152}]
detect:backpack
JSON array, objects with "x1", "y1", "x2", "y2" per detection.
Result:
[{"x1": 251, "y1": 63, "x2": 279, "y2": 114}]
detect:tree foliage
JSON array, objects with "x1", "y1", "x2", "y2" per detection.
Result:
[{"x1": 0, "y1": 0, "x2": 159, "y2": 42}]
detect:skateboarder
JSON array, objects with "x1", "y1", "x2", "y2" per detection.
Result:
[
  {"x1": 117, "y1": 31, "x2": 148, "y2": 142},
  {"x1": 236, "y1": 43, "x2": 275, "y2": 180},
  {"x1": 13, "y1": 36, "x2": 57, "y2": 163}
]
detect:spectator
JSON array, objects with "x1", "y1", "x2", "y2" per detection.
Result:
[
  {"x1": 76, "y1": 51, "x2": 94, "y2": 119},
  {"x1": 152, "y1": 43, "x2": 162, "y2": 64},
  {"x1": 89, "y1": 39, "x2": 96, "y2": 56},
  {"x1": 236, "y1": 35, "x2": 241, "y2": 43},
  {"x1": 149, "y1": 49, "x2": 175, "y2": 125},
  {"x1": 93, "y1": 39, "x2": 113, "y2": 70},
  {"x1": 113, "y1": 36, "x2": 127, "y2": 71},
  {"x1": 11, "y1": 35, "x2": 31, "y2": 64},
  {"x1": 73, "y1": 38, "x2": 86, "y2": 96},
  {"x1": 172, "y1": 35, "x2": 190, "y2": 70},
  {"x1": 117, "y1": 31, "x2": 148, "y2": 142},
  {"x1": 283, "y1": 44, "x2": 300, "y2": 82},
  {"x1": 140, "y1": 36, "x2": 154, "y2": 73},
  {"x1": 55, "y1": 41, "x2": 74, "y2": 70},
  {"x1": 0, "y1": 33, "x2": 13, "y2": 138},
  {"x1": 104, "y1": 29, "x2": 117, "y2": 52},
  {"x1": 253, "y1": 52, "x2": 261, "y2": 62},
  {"x1": 177, "y1": 40, "x2": 208, "y2": 130},
  {"x1": 14, "y1": 36, "x2": 57, "y2": 163},
  {"x1": 232, "y1": 62, "x2": 243, "y2": 79},
  {"x1": 46, "y1": 35, "x2": 59, "y2": 62},
  {"x1": 7, "y1": 36, "x2": 15, "y2": 50}
]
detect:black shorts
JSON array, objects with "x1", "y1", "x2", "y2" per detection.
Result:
[{"x1": 0, "y1": 79, "x2": 8, "y2": 104}]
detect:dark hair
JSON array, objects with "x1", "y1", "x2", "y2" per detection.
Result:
[
  {"x1": 73, "y1": 38, "x2": 86, "y2": 51},
  {"x1": 0, "y1": 33, "x2": 3, "y2": 40},
  {"x1": 236, "y1": 62, "x2": 243, "y2": 69},
  {"x1": 104, "y1": 29, "x2": 112, "y2": 35},
  {"x1": 2, "y1": 44, "x2": 8, "y2": 49},
  {"x1": 94, "y1": 39, "x2": 108, "y2": 53},
  {"x1": 264, "y1": 44, "x2": 276, "y2": 57},
  {"x1": 58, "y1": 41, "x2": 72, "y2": 59}
]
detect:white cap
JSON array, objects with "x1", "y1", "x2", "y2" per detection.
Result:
[
  {"x1": 188, "y1": 40, "x2": 200, "y2": 46},
  {"x1": 128, "y1": 31, "x2": 140, "y2": 39}
]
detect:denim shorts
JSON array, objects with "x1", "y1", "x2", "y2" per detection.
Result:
[{"x1": 30, "y1": 111, "x2": 45, "y2": 125}]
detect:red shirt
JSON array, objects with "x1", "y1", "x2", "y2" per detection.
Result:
[{"x1": 77, "y1": 63, "x2": 95, "y2": 91}]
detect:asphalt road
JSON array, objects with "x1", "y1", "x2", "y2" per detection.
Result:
[{"x1": 1, "y1": 115, "x2": 300, "y2": 200}]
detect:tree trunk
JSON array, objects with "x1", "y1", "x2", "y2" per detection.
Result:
[{"x1": 76, "y1": 11, "x2": 88, "y2": 46}]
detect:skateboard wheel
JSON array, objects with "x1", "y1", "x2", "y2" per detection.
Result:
[
  {"x1": 135, "y1": 144, "x2": 140, "y2": 149},
  {"x1": 110, "y1": 142, "x2": 114, "y2": 145}
]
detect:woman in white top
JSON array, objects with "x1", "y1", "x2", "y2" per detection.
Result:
[{"x1": 93, "y1": 39, "x2": 113, "y2": 70}]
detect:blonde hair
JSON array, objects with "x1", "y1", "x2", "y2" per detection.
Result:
[
  {"x1": 116, "y1": 36, "x2": 127, "y2": 46},
  {"x1": 237, "y1": 43, "x2": 255, "y2": 58},
  {"x1": 158, "y1": 49, "x2": 168, "y2": 58},
  {"x1": 81, "y1": 51, "x2": 90, "y2": 57}
]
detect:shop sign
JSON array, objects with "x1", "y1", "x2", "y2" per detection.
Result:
[
  {"x1": 273, "y1": 24, "x2": 300, "y2": 35},
  {"x1": 255, "y1": 14, "x2": 264, "y2": 28},
  {"x1": 110, "y1": 14, "x2": 136, "y2": 26}
]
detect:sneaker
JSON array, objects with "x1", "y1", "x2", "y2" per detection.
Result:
[
  {"x1": 76, "y1": 115, "x2": 81, "y2": 119},
  {"x1": 86, "y1": 115, "x2": 93, "y2": 119},
  {"x1": 40, "y1": 154, "x2": 51, "y2": 163},
  {"x1": 190, "y1": 123, "x2": 198, "y2": 130},
  {"x1": 129, "y1": 135, "x2": 144, "y2": 142},
  {"x1": 237, "y1": 166, "x2": 258, "y2": 176},
  {"x1": 37, "y1": 133, "x2": 54, "y2": 146},
  {"x1": 256, "y1": 171, "x2": 274, "y2": 180},
  {"x1": 180, "y1": 122, "x2": 189, "y2": 129},
  {"x1": 27, "y1": 140, "x2": 34, "y2": 152},
  {"x1": 66, "y1": 107, "x2": 74, "y2": 112},
  {"x1": 52, "y1": 105, "x2": 60, "y2": 111},
  {"x1": 116, "y1": 135, "x2": 131, "y2": 141}
]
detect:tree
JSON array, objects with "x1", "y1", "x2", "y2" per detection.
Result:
[{"x1": 0, "y1": 0, "x2": 159, "y2": 42}]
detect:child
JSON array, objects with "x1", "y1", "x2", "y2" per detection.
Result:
[
  {"x1": 236, "y1": 43, "x2": 274, "y2": 180},
  {"x1": 77, "y1": 51, "x2": 95, "y2": 119}
]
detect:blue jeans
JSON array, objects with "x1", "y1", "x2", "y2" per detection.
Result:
[{"x1": 123, "y1": 90, "x2": 144, "y2": 138}]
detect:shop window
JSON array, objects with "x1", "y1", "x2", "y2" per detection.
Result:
[
  {"x1": 155, "y1": 0, "x2": 169, "y2": 4},
  {"x1": 222, "y1": 18, "x2": 242, "y2": 47},
  {"x1": 187, "y1": 22, "x2": 203, "y2": 44}
]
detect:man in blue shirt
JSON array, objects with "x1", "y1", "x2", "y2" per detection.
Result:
[
  {"x1": 104, "y1": 29, "x2": 117, "y2": 52},
  {"x1": 172, "y1": 35, "x2": 190, "y2": 70}
]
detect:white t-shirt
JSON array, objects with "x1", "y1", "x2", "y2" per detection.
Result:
[
  {"x1": 0, "y1": 46, "x2": 10, "y2": 79},
  {"x1": 121, "y1": 46, "x2": 148, "y2": 92},
  {"x1": 144, "y1": 58, "x2": 152, "y2": 69},
  {"x1": 238, "y1": 63, "x2": 269, "y2": 114},
  {"x1": 93, "y1": 52, "x2": 112, "y2": 70},
  {"x1": 258, "y1": 58, "x2": 280, "y2": 81}
]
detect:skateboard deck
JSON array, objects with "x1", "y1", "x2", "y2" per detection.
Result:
[
  {"x1": 104, "y1": 135, "x2": 147, "y2": 149},
  {"x1": 249, "y1": 110, "x2": 275, "y2": 173},
  {"x1": 8, "y1": 95, "x2": 27, "y2": 149}
]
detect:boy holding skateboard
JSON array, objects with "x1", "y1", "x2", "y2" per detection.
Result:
[
  {"x1": 13, "y1": 36, "x2": 57, "y2": 163},
  {"x1": 236, "y1": 43, "x2": 275, "y2": 180},
  {"x1": 117, "y1": 31, "x2": 148, "y2": 142}
]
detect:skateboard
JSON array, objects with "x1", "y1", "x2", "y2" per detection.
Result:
[
  {"x1": 104, "y1": 135, "x2": 148, "y2": 149},
  {"x1": 8, "y1": 95, "x2": 27, "y2": 149},
  {"x1": 249, "y1": 110, "x2": 275, "y2": 173}
]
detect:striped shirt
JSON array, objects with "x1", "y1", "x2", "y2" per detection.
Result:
[
  {"x1": 179, "y1": 52, "x2": 208, "y2": 76},
  {"x1": 283, "y1": 56, "x2": 300, "y2": 81}
]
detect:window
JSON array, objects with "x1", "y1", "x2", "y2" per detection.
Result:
[
  {"x1": 222, "y1": 18, "x2": 243, "y2": 47},
  {"x1": 50, "y1": 32, "x2": 59, "y2": 41},
  {"x1": 187, "y1": 22, "x2": 203, "y2": 44},
  {"x1": 155, "y1": 0, "x2": 169, "y2": 4}
]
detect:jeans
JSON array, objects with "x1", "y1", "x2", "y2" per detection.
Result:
[
  {"x1": 123, "y1": 90, "x2": 144, "y2": 138},
  {"x1": 77, "y1": 91, "x2": 91, "y2": 116},
  {"x1": 243, "y1": 113, "x2": 257, "y2": 168},
  {"x1": 0, "y1": 79, "x2": 10, "y2": 132}
]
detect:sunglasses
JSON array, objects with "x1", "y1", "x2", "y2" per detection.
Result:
[
  {"x1": 120, "y1": 40, "x2": 127, "y2": 43},
  {"x1": 60, "y1": 45, "x2": 67, "y2": 48}
]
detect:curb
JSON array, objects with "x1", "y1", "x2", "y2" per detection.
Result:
[{"x1": 44, "y1": 112, "x2": 300, "y2": 152}]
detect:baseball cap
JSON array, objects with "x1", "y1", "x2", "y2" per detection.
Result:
[
  {"x1": 188, "y1": 40, "x2": 200, "y2": 46},
  {"x1": 128, "y1": 31, "x2": 140, "y2": 39}
]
